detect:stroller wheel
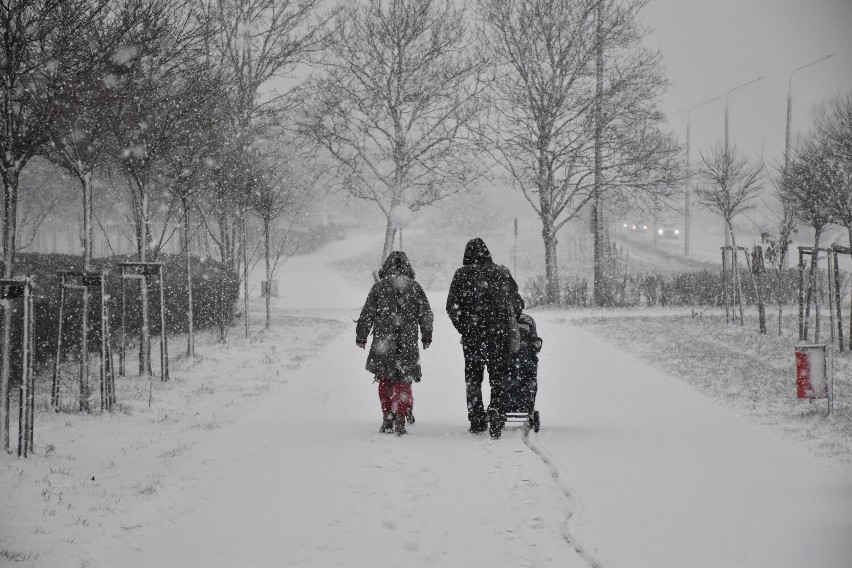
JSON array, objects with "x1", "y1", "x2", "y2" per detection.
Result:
[{"x1": 533, "y1": 410, "x2": 540, "y2": 432}]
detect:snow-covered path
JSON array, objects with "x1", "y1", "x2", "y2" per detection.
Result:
[{"x1": 90, "y1": 237, "x2": 851, "y2": 568}]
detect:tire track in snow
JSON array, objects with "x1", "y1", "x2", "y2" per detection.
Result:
[{"x1": 522, "y1": 429, "x2": 607, "y2": 568}]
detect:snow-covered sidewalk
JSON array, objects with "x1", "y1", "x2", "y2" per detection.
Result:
[{"x1": 3, "y1": 235, "x2": 851, "y2": 568}]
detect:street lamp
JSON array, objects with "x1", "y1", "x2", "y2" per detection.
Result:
[
  {"x1": 724, "y1": 75, "x2": 764, "y2": 156},
  {"x1": 684, "y1": 96, "x2": 720, "y2": 256},
  {"x1": 785, "y1": 54, "x2": 836, "y2": 170},
  {"x1": 723, "y1": 75, "x2": 763, "y2": 247}
]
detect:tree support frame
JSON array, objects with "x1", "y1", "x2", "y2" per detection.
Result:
[{"x1": 1, "y1": 278, "x2": 35, "y2": 457}]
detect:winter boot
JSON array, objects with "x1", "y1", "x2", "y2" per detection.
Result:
[
  {"x1": 380, "y1": 412, "x2": 395, "y2": 433},
  {"x1": 468, "y1": 411, "x2": 488, "y2": 434},
  {"x1": 488, "y1": 408, "x2": 504, "y2": 439},
  {"x1": 468, "y1": 418, "x2": 487, "y2": 434},
  {"x1": 405, "y1": 408, "x2": 415, "y2": 425},
  {"x1": 394, "y1": 413, "x2": 407, "y2": 436}
]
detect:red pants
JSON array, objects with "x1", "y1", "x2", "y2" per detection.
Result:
[{"x1": 377, "y1": 377, "x2": 412, "y2": 416}]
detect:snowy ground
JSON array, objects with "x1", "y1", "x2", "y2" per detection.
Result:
[{"x1": 2, "y1": 234, "x2": 851, "y2": 568}]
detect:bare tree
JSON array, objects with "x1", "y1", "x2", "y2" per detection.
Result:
[
  {"x1": 103, "y1": 0, "x2": 218, "y2": 375},
  {"x1": 301, "y1": 0, "x2": 486, "y2": 260},
  {"x1": 15, "y1": 158, "x2": 73, "y2": 253},
  {"x1": 159, "y1": 95, "x2": 226, "y2": 358},
  {"x1": 478, "y1": 0, "x2": 681, "y2": 304},
  {"x1": 819, "y1": 91, "x2": 852, "y2": 168},
  {"x1": 42, "y1": 2, "x2": 135, "y2": 268},
  {"x1": 696, "y1": 142, "x2": 763, "y2": 326},
  {"x1": 696, "y1": 142, "x2": 763, "y2": 247},
  {"x1": 815, "y1": 92, "x2": 852, "y2": 347},
  {"x1": 0, "y1": 0, "x2": 111, "y2": 446},
  {"x1": 196, "y1": 0, "x2": 335, "y2": 275},
  {"x1": 249, "y1": 143, "x2": 319, "y2": 330},
  {"x1": 782, "y1": 135, "x2": 844, "y2": 342}
]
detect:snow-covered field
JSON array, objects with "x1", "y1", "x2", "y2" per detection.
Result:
[{"x1": 2, "y1": 234, "x2": 851, "y2": 568}]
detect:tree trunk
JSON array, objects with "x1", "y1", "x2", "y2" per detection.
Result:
[
  {"x1": 728, "y1": 222, "x2": 745, "y2": 325},
  {"x1": 848, "y1": 226, "x2": 852, "y2": 350},
  {"x1": 0, "y1": 166, "x2": 21, "y2": 450},
  {"x1": 541, "y1": 220, "x2": 559, "y2": 305},
  {"x1": 751, "y1": 246, "x2": 766, "y2": 334},
  {"x1": 777, "y1": 242, "x2": 787, "y2": 336},
  {"x1": 81, "y1": 171, "x2": 94, "y2": 268},
  {"x1": 592, "y1": 0, "x2": 606, "y2": 307},
  {"x1": 79, "y1": 171, "x2": 93, "y2": 411},
  {"x1": 242, "y1": 214, "x2": 249, "y2": 339},
  {"x1": 381, "y1": 215, "x2": 396, "y2": 262},
  {"x1": 803, "y1": 230, "x2": 821, "y2": 341},
  {"x1": 184, "y1": 202, "x2": 194, "y2": 358},
  {"x1": 136, "y1": 188, "x2": 151, "y2": 376},
  {"x1": 264, "y1": 216, "x2": 271, "y2": 330}
]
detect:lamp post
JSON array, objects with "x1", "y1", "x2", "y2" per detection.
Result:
[
  {"x1": 684, "y1": 96, "x2": 720, "y2": 256},
  {"x1": 724, "y1": 75, "x2": 764, "y2": 157},
  {"x1": 723, "y1": 76, "x2": 763, "y2": 247},
  {"x1": 785, "y1": 54, "x2": 836, "y2": 170},
  {"x1": 780, "y1": 54, "x2": 835, "y2": 271}
]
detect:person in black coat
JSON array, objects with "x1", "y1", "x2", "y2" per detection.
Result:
[
  {"x1": 446, "y1": 238, "x2": 522, "y2": 437},
  {"x1": 356, "y1": 251, "x2": 433, "y2": 435}
]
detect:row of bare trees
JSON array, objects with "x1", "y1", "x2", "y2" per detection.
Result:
[
  {"x1": 0, "y1": 0, "x2": 331, "y2": 444},
  {"x1": 293, "y1": 0, "x2": 683, "y2": 305},
  {"x1": 689, "y1": 92, "x2": 852, "y2": 334}
]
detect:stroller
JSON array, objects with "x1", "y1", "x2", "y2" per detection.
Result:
[{"x1": 503, "y1": 312, "x2": 543, "y2": 432}]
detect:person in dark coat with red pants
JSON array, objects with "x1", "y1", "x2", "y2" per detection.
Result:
[
  {"x1": 356, "y1": 251, "x2": 433, "y2": 435},
  {"x1": 446, "y1": 238, "x2": 522, "y2": 438}
]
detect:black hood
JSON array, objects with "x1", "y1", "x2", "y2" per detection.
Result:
[
  {"x1": 463, "y1": 238, "x2": 493, "y2": 266},
  {"x1": 378, "y1": 250, "x2": 415, "y2": 279}
]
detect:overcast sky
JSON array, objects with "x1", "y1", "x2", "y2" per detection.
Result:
[{"x1": 641, "y1": 0, "x2": 852, "y2": 169}]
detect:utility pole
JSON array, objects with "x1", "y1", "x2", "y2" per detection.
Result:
[
  {"x1": 781, "y1": 54, "x2": 834, "y2": 270},
  {"x1": 684, "y1": 96, "x2": 720, "y2": 257},
  {"x1": 723, "y1": 76, "x2": 763, "y2": 247},
  {"x1": 592, "y1": 0, "x2": 606, "y2": 306}
]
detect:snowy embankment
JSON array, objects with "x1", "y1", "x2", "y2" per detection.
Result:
[{"x1": 1, "y1": 234, "x2": 851, "y2": 568}]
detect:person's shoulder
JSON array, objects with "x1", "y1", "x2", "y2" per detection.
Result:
[
  {"x1": 491, "y1": 264, "x2": 513, "y2": 279},
  {"x1": 450, "y1": 265, "x2": 473, "y2": 280},
  {"x1": 411, "y1": 278, "x2": 428, "y2": 295}
]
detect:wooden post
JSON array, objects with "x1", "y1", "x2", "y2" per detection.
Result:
[
  {"x1": 52, "y1": 276, "x2": 66, "y2": 408},
  {"x1": 104, "y1": 301, "x2": 115, "y2": 411},
  {"x1": 721, "y1": 247, "x2": 729, "y2": 323},
  {"x1": 99, "y1": 275, "x2": 105, "y2": 410},
  {"x1": 832, "y1": 248, "x2": 844, "y2": 352},
  {"x1": 158, "y1": 266, "x2": 169, "y2": 382},
  {"x1": 746, "y1": 246, "x2": 766, "y2": 334},
  {"x1": 733, "y1": 247, "x2": 745, "y2": 326},
  {"x1": 18, "y1": 283, "x2": 30, "y2": 457},
  {"x1": 80, "y1": 279, "x2": 89, "y2": 413},
  {"x1": 120, "y1": 266, "x2": 126, "y2": 378},
  {"x1": 27, "y1": 286, "x2": 34, "y2": 451},
  {"x1": 798, "y1": 247, "x2": 805, "y2": 340}
]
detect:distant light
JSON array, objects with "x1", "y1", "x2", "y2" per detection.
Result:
[
  {"x1": 658, "y1": 229, "x2": 663, "y2": 235},
  {"x1": 643, "y1": 225, "x2": 648, "y2": 230},
  {"x1": 675, "y1": 229, "x2": 680, "y2": 235},
  {"x1": 623, "y1": 223, "x2": 628, "y2": 228}
]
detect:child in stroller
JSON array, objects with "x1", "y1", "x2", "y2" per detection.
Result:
[{"x1": 504, "y1": 310, "x2": 543, "y2": 432}]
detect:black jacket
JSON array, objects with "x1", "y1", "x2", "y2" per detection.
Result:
[
  {"x1": 356, "y1": 252, "x2": 433, "y2": 382},
  {"x1": 446, "y1": 238, "x2": 522, "y2": 343}
]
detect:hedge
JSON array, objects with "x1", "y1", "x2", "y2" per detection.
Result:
[
  {"x1": 5, "y1": 253, "x2": 240, "y2": 376},
  {"x1": 523, "y1": 267, "x2": 813, "y2": 309}
]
